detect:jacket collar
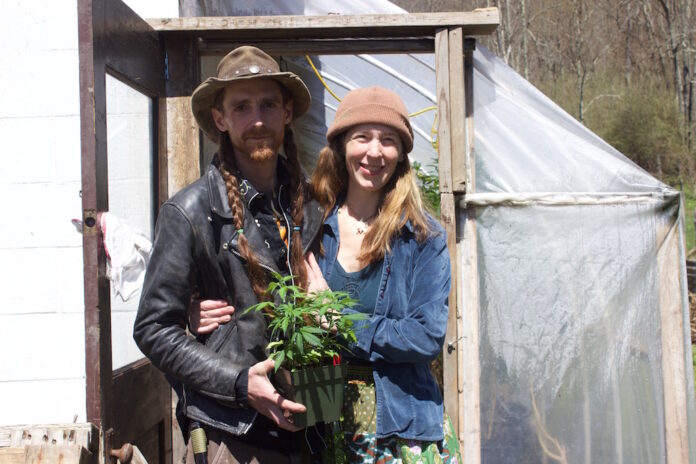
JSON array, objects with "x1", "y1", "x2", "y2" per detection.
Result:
[
  {"x1": 207, "y1": 156, "x2": 324, "y2": 271},
  {"x1": 207, "y1": 154, "x2": 292, "y2": 218}
]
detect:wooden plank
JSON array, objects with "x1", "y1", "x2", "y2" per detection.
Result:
[
  {"x1": 112, "y1": 359, "x2": 171, "y2": 456},
  {"x1": 657, "y1": 209, "x2": 690, "y2": 464},
  {"x1": 464, "y1": 39, "x2": 476, "y2": 190},
  {"x1": 24, "y1": 445, "x2": 92, "y2": 464},
  {"x1": 78, "y1": 0, "x2": 112, "y2": 438},
  {"x1": 458, "y1": 203, "x2": 481, "y2": 464},
  {"x1": 435, "y1": 29, "x2": 452, "y2": 195},
  {"x1": 437, "y1": 29, "x2": 458, "y2": 436},
  {"x1": 0, "y1": 448, "x2": 25, "y2": 464},
  {"x1": 103, "y1": 0, "x2": 163, "y2": 97},
  {"x1": 197, "y1": 38, "x2": 436, "y2": 56},
  {"x1": 448, "y1": 27, "x2": 466, "y2": 193},
  {"x1": 440, "y1": 192, "x2": 459, "y2": 435},
  {"x1": 147, "y1": 9, "x2": 500, "y2": 40},
  {"x1": 161, "y1": 35, "x2": 201, "y2": 197},
  {"x1": 458, "y1": 38, "x2": 481, "y2": 464},
  {"x1": 164, "y1": 97, "x2": 201, "y2": 197},
  {"x1": 0, "y1": 424, "x2": 98, "y2": 452}
]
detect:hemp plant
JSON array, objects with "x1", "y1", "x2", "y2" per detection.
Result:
[{"x1": 244, "y1": 272, "x2": 366, "y2": 372}]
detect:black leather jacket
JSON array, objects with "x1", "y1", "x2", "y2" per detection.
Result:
[{"x1": 133, "y1": 162, "x2": 323, "y2": 436}]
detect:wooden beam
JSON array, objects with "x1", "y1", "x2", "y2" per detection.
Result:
[
  {"x1": 436, "y1": 29, "x2": 452, "y2": 195},
  {"x1": 25, "y1": 445, "x2": 92, "y2": 464},
  {"x1": 436, "y1": 27, "x2": 461, "y2": 445},
  {"x1": 448, "y1": 28, "x2": 466, "y2": 193},
  {"x1": 658, "y1": 205, "x2": 690, "y2": 464},
  {"x1": 146, "y1": 9, "x2": 499, "y2": 40},
  {"x1": 197, "y1": 38, "x2": 436, "y2": 56},
  {"x1": 459, "y1": 39, "x2": 482, "y2": 464},
  {"x1": 161, "y1": 36, "x2": 200, "y2": 199}
]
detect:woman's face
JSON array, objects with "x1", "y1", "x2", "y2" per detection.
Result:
[{"x1": 343, "y1": 123, "x2": 403, "y2": 195}]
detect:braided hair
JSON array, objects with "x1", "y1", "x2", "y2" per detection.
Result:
[{"x1": 216, "y1": 124, "x2": 308, "y2": 301}]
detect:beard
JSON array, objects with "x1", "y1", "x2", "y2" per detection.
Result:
[{"x1": 248, "y1": 143, "x2": 275, "y2": 162}]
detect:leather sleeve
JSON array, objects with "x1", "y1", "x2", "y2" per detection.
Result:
[{"x1": 133, "y1": 203, "x2": 244, "y2": 405}]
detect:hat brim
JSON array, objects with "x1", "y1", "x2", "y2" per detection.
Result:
[{"x1": 191, "y1": 71, "x2": 311, "y2": 142}]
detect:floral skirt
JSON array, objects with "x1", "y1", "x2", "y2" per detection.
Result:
[{"x1": 323, "y1": 365, "x2": 461, "y2": 464}]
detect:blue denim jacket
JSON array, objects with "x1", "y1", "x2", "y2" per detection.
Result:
[{"x1": 317, "y1": 207, "x2": 451, "y2": 441}]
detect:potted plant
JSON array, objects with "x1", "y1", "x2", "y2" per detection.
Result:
[{"x1": 245, "y1": 272, "x2": 366, "y2": 428}]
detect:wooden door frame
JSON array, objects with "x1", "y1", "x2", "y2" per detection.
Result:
[
  {"x1": 78, "y1": 0, "x2": 165, "y2": 461},
  {"x1": 80, "y1": 3, "x2": 500, "y2": 462}
]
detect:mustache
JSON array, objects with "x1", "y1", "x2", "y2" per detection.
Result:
[{"x1": 243, "y1": 128, "x2": 274, "y2": 139}]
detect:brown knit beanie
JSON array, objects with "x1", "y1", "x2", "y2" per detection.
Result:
[{"x1": 326, "y1": 86, "x2": 414, "y2": 154}]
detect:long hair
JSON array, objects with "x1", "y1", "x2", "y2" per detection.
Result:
[
  {"x1": 310, "y1": 135, "x2": 433, "y2": 265},
  {"x1": 216, "y1": 124, "x2": 308, "y2": 300}
]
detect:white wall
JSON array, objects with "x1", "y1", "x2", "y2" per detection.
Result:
[
  {"x1": 0, "y1": 0, "x2": 86, "y2": 426},
  {"x1": 0, "y1": 0, "x2": 178, "y2": 426}
]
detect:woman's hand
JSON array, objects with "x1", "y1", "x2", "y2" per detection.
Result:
[
  {"x1": 188, "y1": 294, "x2": 235, "y2": 335},
  {"x1": 304, "y1": 252, "x2": 329, "y2": 294},
  {"x1": 304, "y1": 252, "x2": 339, "y2": 334}
]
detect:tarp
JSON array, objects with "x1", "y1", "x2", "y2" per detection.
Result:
[{"x1": 183, "y1": 1, "x2": 696, "y2": 462}]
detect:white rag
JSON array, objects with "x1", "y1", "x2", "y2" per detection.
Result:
[{"x1": 101, "y1": 212, "x2": 152, "y2": 301}]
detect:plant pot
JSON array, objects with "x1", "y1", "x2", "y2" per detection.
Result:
[{"x1": 275, "y1": 363, "x2": 347, "y2": 428}]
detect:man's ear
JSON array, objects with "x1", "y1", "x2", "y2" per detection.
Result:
[
  {"x1": 283, "y1": 99, "x2": 293, "y2": 125},
  {"x1": 212, "y1": 107, "x2": 227, "y2": 132}
]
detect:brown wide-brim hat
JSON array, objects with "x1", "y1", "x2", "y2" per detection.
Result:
[{"x1": 191, "y1": 46, "x2": 311, "y2": 142}]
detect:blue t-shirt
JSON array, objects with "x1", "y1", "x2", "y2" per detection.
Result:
[{"x1": 327, "y1": 259, "x2": 383, "y2": 314}]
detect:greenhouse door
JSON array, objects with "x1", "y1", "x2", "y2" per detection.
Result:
[{"x1": 78, "y1": 0, "x2": 171, "y2": 462}]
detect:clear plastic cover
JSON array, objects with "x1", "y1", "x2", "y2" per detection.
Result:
[{"x1": 183, "y1": 1, "x2": 696, "y2": 460}]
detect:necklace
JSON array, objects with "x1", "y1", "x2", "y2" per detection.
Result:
[{"x1": 339, "y1": 204, "x2": 377, "y2": 235}]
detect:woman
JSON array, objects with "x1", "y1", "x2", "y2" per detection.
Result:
[
  {"x1": 195, "y1": 87, "x2": 458, "y2": 463},
  {"x1": 306, "y1": 86, "x2": 457, "y2": 463}
]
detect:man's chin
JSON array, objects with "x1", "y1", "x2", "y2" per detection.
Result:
[{"x1": 249, "y1": 147, "x2": 276, "y2": 162}]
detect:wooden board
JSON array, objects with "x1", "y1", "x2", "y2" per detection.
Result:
[
  {"x1": 457, "y1": 204, "x2": 481, "y2": 464},
  {"x1": 112, "y1": 359, "x2": 172, "y2": 464},
  {"x1": 0, "y1": 424, "x2": 97, "y2": 452},
  {"x1": 24, "y1": 445, "x2": 92, "y2": 464},
  {"x1": 435, "y1": 29, "x2": 452, "y2": 195},
  {"x1": 448, "y1": 27, "x2": 466, "y2": 193},
  {"x1": 196, "y1": 38, "x2": 436, "y2": 56},
  {"x1": 657, "y1": 208, "x2": 690, "y2": 464},
  {"x1": 163, "y1": 97, "x2": 201, "y2": 197},
  {"x1": 147, "y1": 10, "x2": 500, "y2": 40},
  {"x1": 0, "y1": 448, "x2": 25, "y2": 464}
]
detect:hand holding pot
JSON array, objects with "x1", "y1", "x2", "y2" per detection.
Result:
[{"x1": 247, "y1": 358, "x2": 307, "y2": 432}]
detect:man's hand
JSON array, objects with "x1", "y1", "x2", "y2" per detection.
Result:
[
  {"x1": 188, "y1": 296, "x2": 235, "y2": 335},
  {"x1": 247, "y1": 358, "x2": 307, "y2": 432}
]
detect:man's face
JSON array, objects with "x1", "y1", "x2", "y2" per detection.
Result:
[{"x1": 211, "y1": 78, "x2": 293, "y2": 163}]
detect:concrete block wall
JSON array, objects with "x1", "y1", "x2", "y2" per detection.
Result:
[
  {"x1": 0, "y1": 0, "x2": 86, "y2": 426},
  {"x1": 0, "y1": 0, "x2": 177, "y2": 426}
]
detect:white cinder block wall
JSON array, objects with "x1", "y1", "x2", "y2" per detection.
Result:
[{"x1": 0, "y1": 0, "x2": 177, "y2": 426}]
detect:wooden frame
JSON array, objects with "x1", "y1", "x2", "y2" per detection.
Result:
[{"x1": 80, "y1": 4, "x2": 500, "y2": 463}]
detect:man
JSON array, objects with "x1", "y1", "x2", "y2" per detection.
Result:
[{"x1": 133, "y1": 46, "x2": 323, "y2": 462}]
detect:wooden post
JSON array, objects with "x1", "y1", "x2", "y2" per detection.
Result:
[
  {"x1": 459, "y1": 39, "x2": 482, "y2": 464},
  {"x1": 161, "y1": 36, "x2": 201, "y2": 199},
  {"x1": 436, "y1": 28, "x2": 459, "y2": 437},
  {"x1": 658, "y1": 200, "x2": 691, "y2": 464}
]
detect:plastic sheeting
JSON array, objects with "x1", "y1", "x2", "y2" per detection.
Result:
[
  {"x1": 183, "y1": 1, "x2": 696, "y2": 461},
  {"x1": 469, "y1": 45, "x2": 695, "y2": 464}
]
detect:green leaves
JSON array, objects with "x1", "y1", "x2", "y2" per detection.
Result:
[{"x1": 245, "y1": 273, "x2": 366, "y2": 371}]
